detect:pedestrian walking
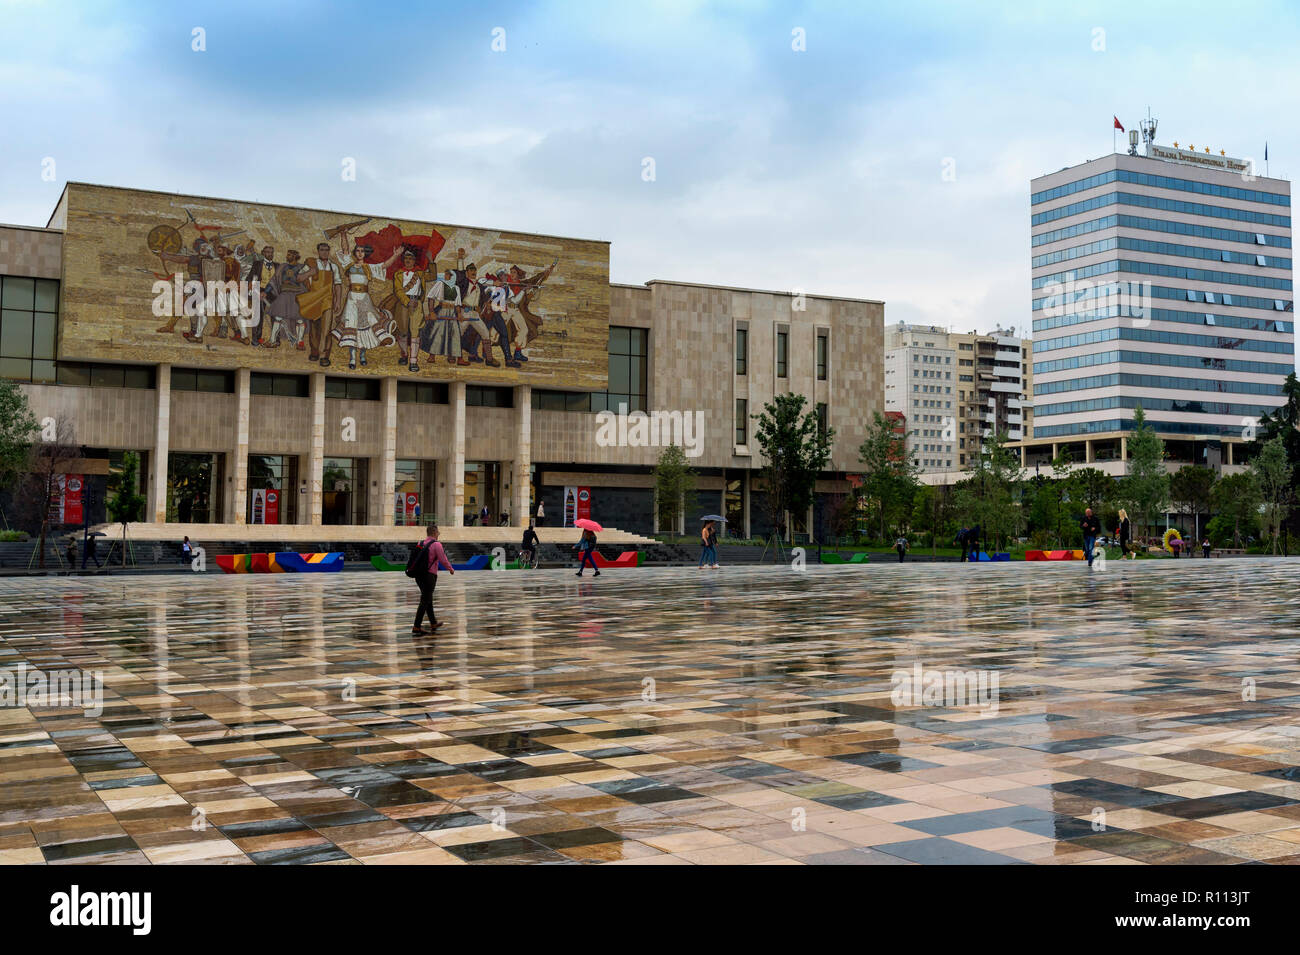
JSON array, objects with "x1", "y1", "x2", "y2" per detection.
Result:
[
  {"x1": 1171, "y1": 535, "x2": 1183, "y2": 558},
  {"x1": 536, "y1": 500, "x2": 545, "y2": 525},
  {"x1": 1202, "y1": 537, "x2": 1211, "y2": 559},
  {"x1": 65, "y1": 538, "x2": 76, "y2": 570},
  {"x1": 895, "y1": 534, "x2": 909, "y2": 563},
  {"x1": 1116, "y1": 509, "x2": 1133, "y2": 560},
  {"x1": 1079, "y1": 507, "x2": 1101, "y2": 568},
  {"x1": 81, "y1": 532, "x2": 102, "y2": 570},
  {"x1": 180, "y1": 535, "x2": 194, "y2": 567},
  {"x1": 575, "y1": 528, "x2": 600, "y2": 577},
  {"x1": 955, "y1": 526, "x2": 970, "y2": 562},
  {"x1": 406, "y1": 524, "x2": 453, "y2": 634},
  {"x1": 698, "y1": 520, "x2": 720, "y2": 569}
]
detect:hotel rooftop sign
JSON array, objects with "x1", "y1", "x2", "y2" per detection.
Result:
[{"x1": 1147, "y1": 144, "x2": 1251, "y2": 174}]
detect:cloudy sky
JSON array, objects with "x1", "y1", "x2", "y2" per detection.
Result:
[{"x1": 2, "y1": 0, "x2": 1297, "y2": 340}]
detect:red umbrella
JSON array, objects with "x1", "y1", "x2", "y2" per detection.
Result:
[{"x1": 575, "y1": 518, "x2": 603, "y2": 532}]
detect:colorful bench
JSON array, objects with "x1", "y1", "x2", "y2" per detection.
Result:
[
  {"x1": 591, "y1": 550, "x2": 639, "y2": 568},
  {"x1": 216, "y1": 551, "x2": 343, "y2": 573},
  {"x1": 820, "y1": 552, "x2": 870, "y2": 564},
  {"x1": 1024, "y1": 549, "x2": 1085, "y2": 561},
  {"x1": 372, "y1": 552, "x2": 527, "y2": 571}
]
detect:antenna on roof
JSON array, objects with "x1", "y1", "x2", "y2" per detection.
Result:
[{"x1": 1140, "y1": 108, "x2": 1157, "y2": 155}]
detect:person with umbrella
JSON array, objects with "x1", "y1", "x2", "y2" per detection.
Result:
[
  {"x1": 700, "y1": 515, "x2": 724, "y2": 569},
  {"x1": 574, "y1": 518, "x2": 602, "y2": 577}
]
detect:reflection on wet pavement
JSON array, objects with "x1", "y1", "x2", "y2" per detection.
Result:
[{"x1": 1, "y1": 560, "x2": 1299, "y2": 865}]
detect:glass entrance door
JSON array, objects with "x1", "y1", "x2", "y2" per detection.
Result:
[
  {"x1": 168, "y1": 453, "x2": 223, "y2": 523},
  {"x1": 463, "y1": 461, "x2": 501, "y2": 525},
  {"x1": 322, "y1": 457, "x2": 368, "y2": 525}
]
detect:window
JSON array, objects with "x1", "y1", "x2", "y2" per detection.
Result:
[
  {"x1": 735, "y1": 327, "x2": 747, "y2": 376},
  {"x1": 0, "y1": 275, "x2": 58, "y2": 382},
  {"x1": 532, "y1": 389, "x2": 591, "y2": 412},
  {"x1": 325, "y1": 376, "x2": 380, "y2": 400},
  {"x1": 251, "y1": 372, "x2": 310, "y2": 397},
  {"x1": 593, "y1": 325, "x2": 648, "y2": 413},
  {"x1": 735, "y1": 398, "x2": 748, "y2": 446},
  {"x1": 466, "y1": 385, "x2": 514, "y2": 408},
  {"x1": 776, "y1": 330, "x2": 788, "y2": 378},
  {"x1": 172, "y1": 368, "x2": 235, "y2": 393},
  {"x1": 56, "y1": 362, "x2": 154, "y2": 389},
  {"x1": 397, "y1": 381, "x2": 449, "y2": 404},
  {"x1": 817, "y1": 333, "x2": 828, "y2": 380}
]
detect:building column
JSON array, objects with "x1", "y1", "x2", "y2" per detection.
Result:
[
  {"x1": 379, "y1": 377, "x2": 397, "y2": 527},
  {"x1": 228, "y1": 367, "x2": 250, "y2": 524},
  {"x1": 1085, "y1": 439, "x2": 1094, "y2": 464},
  {"x1": 150, "y1": 363, "x2": 170, "y2": 523},
  {"x1": 514, "y1": 384, "x2": 531, "y2": 526},
  {"x1": 1226, "y1": 442, "x2": 1235, "y2": 466},
  {"x1": 308, "y1": 372, "x2": 325, "y2": 525},
  {"x1": 447, "y1": 381, "x2": 466, "y2": 526},
  {"x1": 1120, "y1": 436, "x2": 1129, "y2": 463},
  {"x1": 1051, "y1": 442, "x2": 1059, "y2": 460}
]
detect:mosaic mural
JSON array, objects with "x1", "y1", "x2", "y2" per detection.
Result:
[{"x1": 55, "y1": 183, "x2": 611, "y2": 388}]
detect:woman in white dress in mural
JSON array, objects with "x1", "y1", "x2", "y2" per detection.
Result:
[{"x1": 334, "y1": 234, "x2": 401, "y2": 369}]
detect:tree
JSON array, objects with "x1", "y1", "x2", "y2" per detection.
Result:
[
  {"x1": 955, "y1": 430, "x2": 1023, "y2": 551},
  {"x1": 16, "y1": 416, "x2": 80, "y2": 569},
  {"x1": 911, "y1": 483, "x2": 954, "y2": 556},
  {"x1": 0, "y1": 380, "x2": 39, "y2": 502},
  {"x1": 1122, "y1": 405, "x2": 1169, "y2": 543},
  {"x1": 652, "y1": 444, "x2": 696, "y2": 536},
  {"x1": 1210, "y1": 472, "x2": 1261, "y2": 547},
  {"x1": 857, "y1": 412, "x2": 919, "y2": 541},
  {"x1": 1252, "y1": 371, "x2": 1300, "y2": 543},
  {"x1": 1169, "y1": 465, "x2": 1215, "y2": 543},
  {"x1": 1049, "y1": 448, "x2": 1074, "y2": 547},
  {"x1": 823, "y1": 491, "x2": 859, "y2": 545},
  {"x1": 107, "y1": 451, "x2": 147, "y2": 567},
  {"x1": 753, "y1": 393, "x2": 834, "y2": 547},
  {"x1": 1072, "y1": 467, "x2": 1113, "y2": 511},
  {"x1": 1251, "y1": 436, "x2": 1293, "y2": 555}
]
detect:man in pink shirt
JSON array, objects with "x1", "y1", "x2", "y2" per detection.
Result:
[{"x1": 413, "y1": 525, "x2": 454, "y2": 633}]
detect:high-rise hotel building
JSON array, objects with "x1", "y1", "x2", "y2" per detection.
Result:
[{"x1": 1020, "y1": 129, "x2": 1294, "y2": 473}]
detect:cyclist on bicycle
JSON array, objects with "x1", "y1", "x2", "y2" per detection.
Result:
[{"x1": 520, "y1": 522, "x2": 540, "y2": 568}]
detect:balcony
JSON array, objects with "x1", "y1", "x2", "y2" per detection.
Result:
[
  {"x1": 1007, "y1": 413, "x2": 1023, "y2": 425},
  {"x1": 991, "y1": 380, "x2": 1020, "y2": 393},
  {"x1": 1007, "y1": 428, "x2": 1024, "y2": 440},
  {"x1": 996, "y1": 349, "x2": 1020, "y2": 364}
]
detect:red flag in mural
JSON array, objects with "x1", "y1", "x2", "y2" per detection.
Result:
[{"x1": 354, "y1": 224, "x2": 447, "y2": 278}]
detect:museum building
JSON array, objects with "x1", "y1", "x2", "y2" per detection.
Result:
[{"x1": 0, "y1": 183, "x2": 883, "y2": 540}]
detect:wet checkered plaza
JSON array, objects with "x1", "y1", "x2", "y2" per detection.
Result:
[{"x1": 1, "y1": 559, "x2": 1299, "y2": 865}]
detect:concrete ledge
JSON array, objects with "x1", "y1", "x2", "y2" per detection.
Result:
[{"x1": 90, "y1": 522, "x2": 657, "y2": 546}]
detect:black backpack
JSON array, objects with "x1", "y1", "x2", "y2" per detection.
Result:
[{"x1": 404, "y1": 540, "x2": 431, "y2": 578}]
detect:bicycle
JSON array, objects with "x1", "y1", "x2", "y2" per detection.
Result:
[{"x1": 518, "y1": 548, "x2": 538, "y2": 570}]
